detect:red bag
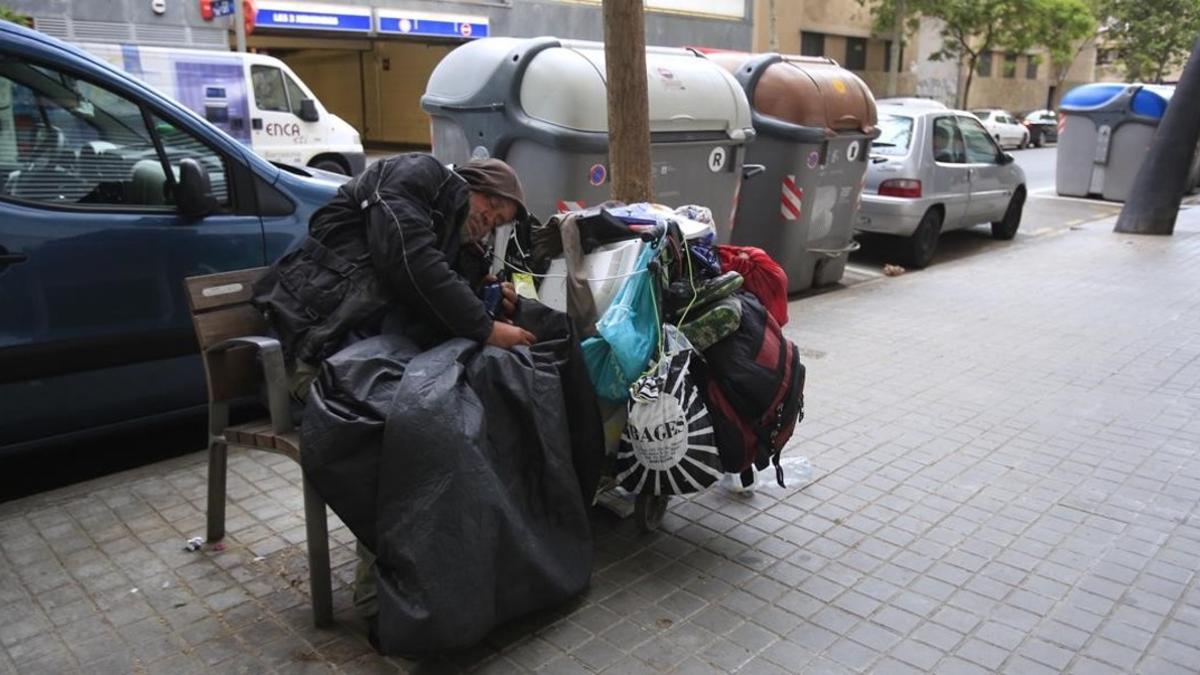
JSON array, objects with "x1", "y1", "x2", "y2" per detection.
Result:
[{"x1": 717, "y1": 245, "x2": 789, "y2": 327}]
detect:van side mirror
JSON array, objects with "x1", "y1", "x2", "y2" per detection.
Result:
[
  {"x1": 998, "y1": 152, "x2": 1015, "y2": 165},
  {"x1": 299, "y1": 98, "x2": 319, "y2": 123},
  {"x1": 177, "y1": 158, "x2": 217, "y2": 219}
]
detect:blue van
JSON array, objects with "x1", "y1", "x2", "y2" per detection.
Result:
[{"x1": 0, "y1": 21, "x2": 342, "y2": 455}]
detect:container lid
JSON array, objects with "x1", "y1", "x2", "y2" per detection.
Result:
[
  {"x1": 1060, "y1": 82, "x2": 1174, "y2": 119},
  {"x1": 422, "y1": 37, "x2": 528, "y2": 104},
  {"x1": 423, "y1": 36, "x2": 753, "y2": 138},
  {"x1": 523, "y1": 40, "x2": 751, "y2": 136},
  {"x1": 707, "y1": 52, "x2": 877, "y2": 134}
]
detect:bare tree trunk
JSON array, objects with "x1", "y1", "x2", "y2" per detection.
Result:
[
  {"x1": 1114, "y1": 37, "x2": 1200, "y2": 235},
  {"x1": 767, "y1": 0, "x2": 778, "y2": 52},
  {"x1": 887, "y1": 0, "x2": 905, "y2": 97},
  {"x1": 1054, "y1": 37, "x2": 1094, "y2": 107},
  {"x1": 961, "y1": 53, "x2": 977, "y2": 109},
  {"x1": 602, "y1": 0, "x2": 652, "y2": 203}
]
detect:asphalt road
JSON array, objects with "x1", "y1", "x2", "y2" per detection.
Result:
[{"x1": 1012, "y1": 144, "x2": 1057, "y2": 192}]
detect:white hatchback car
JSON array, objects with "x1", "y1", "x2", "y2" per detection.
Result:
[
  {"x1": 857, "y1": 106, "x2": 1027, "y2": 268},
  {"x1": 972, "y1": 109, "x2": 1030, "y2": 149}
]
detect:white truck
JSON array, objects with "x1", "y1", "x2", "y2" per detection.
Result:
[{"x1": 79, "y1": 43, "x2": 365, "y2": 175}]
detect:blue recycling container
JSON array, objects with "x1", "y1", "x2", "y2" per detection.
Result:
[{"x1": 1056, "y1": 83, "x2": 1183, "y2": 201}]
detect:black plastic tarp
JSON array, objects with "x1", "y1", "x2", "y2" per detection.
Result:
[{"x1": 301, "y1": 301, "x2": 603, "y2": 653}]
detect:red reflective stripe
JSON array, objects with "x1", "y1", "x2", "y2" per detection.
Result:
[{"x1": 781, "y1": 175, "x2": 803, "y2": 220}]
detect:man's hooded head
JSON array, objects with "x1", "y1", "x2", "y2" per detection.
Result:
[{"x1": 458, "y1": 159, "x2": 528, "y2": 241}]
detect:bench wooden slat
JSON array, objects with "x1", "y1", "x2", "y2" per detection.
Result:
[
  {"x1": 227, "y1": 420, "x2": 276, "y2": 449},
  {"x1": 193, "y1": 304, "x2": 269, "y2": 352},
  {"x1": 184, "y1": 267, "x2": 268, "y2": 312}
]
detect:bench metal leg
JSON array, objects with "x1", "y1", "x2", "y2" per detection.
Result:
[
  {"x1": 303, "y1": 477, "x2": 333, "y2": 627},
  {"x1": 206, "y1": 440, "x2": 228, "y2": 543}
]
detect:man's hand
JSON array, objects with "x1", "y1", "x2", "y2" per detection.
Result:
[
  {"x1": 487, "y1": 321, "x2": 536, "y2": 349},
  {"x1": 484, "y1": 275, "x2": 518, "y2": 318}
]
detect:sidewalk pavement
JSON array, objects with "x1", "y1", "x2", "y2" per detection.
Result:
[{"x1": 3, "y1": 207, "x2": 1200, "y2": 674}]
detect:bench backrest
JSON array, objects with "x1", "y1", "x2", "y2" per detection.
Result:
[{"x1": 184, "y1": 268, "x2": 270, "y2": 402}]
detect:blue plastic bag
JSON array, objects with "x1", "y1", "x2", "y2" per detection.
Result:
[{"x1": 581, "y1": 243, "x2": 660, "y2": 402}]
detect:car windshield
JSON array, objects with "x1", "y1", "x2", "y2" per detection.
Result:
[{"x1": 873, "y1": 113, "x2": 914, "y2": 156}]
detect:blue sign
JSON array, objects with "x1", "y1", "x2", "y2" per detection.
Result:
[
  {"x1": 378, "y1": 16, "x2": 489, "y2": 39},
  {"x1": 210, "y1": 0, "x2": 235, "y2": 18},
  {"x1": 255, "y1": 8, "x2": 371, "y2": 32}
]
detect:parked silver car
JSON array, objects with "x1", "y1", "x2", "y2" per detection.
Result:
[{"x1": 857, "y1": 106, "x2": 1027, "y2": 267}]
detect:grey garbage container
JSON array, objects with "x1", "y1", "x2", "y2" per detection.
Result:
[
  {"x1": 708, "y1": 52, "x2": 879, "y2": 292},
  {"x1": 421, "y1": 37, "x2": 754, "y2": 233},
  {"x1": 1056, "y1": 83, "x2": 1188, "y2": 202}
]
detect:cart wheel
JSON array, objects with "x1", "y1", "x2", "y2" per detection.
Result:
[{"x1": 634, "y1": 493, "x2": 669, "y2": 532}]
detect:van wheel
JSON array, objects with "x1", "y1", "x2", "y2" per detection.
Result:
[
  {"x1": 311, "y1": 158, "x2": 348, "y2": 175},
  {"x1": 898, "y1": 208, "x2": 943, "y2": 269},
  {"x1": 991, "y1": 187, "x2": 1026, "y2": 240}
]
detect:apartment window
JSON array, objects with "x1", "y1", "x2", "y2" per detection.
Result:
[
  {"x1": 1026, "y1": 56, "x2": 1039, "y2": 79},
  {"x1": 976, "y1": 51, "x2": 993, "y2": 77},
  {"x1": 801, "y1": 31, "x2": 825, "y2": 57},
  {"x1": 1003, "y1": 53, "x2": 1017, "y2": 78},
  {"x1": 845, "y1": 37, "x2": 867, "y2": 70}
]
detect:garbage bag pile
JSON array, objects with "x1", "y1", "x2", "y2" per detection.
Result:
[{"x1": 301, "y1": 301, "x2": 603, "y2": 654}]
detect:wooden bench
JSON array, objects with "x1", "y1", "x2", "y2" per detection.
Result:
[{"x1": 184, "y1": 268, "x2": 332, "y2": 627}]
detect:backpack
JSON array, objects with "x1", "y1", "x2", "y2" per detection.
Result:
[{"x1": 701, "y1": 292, "x2": 805, "y2": 486}]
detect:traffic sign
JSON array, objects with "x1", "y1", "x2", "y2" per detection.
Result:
[{"x1": 211, "y1": 0, "x2": 235, "y2": 17}]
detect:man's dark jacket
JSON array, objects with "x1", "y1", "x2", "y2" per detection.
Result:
[{"x1": 254, "y1": 154, "x2": 493, "y2": 365}]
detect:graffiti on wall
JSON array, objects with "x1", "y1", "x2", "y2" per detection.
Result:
[{"x1": 915, "y1": 77, "x2": 958, "y2": 107}]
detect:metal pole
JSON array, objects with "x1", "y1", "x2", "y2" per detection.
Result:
[
  {"x1": 1114, "y1": 37, "x2": 1200, "y2": 235},
  {"x1": 234, "y1": 0, "x2": 247, "y2": 53},
  {"x1": 602, "y1": 0, "x2": 653, "y2": 203}
]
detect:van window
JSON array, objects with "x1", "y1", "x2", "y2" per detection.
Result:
[
  {"x1": 284, "y1": 73, "x2": 308, "y2": 117},
  {"x1": 0, "y1": 58, "x2": 229, "y2": 208},
  {"x1": 251, "y1": 65, "x2": 289, "y2": 113},
  {"x1": 148, "y1": 114, "x2": 230, "y2": 205}
]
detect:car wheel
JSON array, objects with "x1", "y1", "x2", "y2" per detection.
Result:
[
  {"x1": 1033, "y1": 130, "x2": 1044, "y2": 148},
  {"x1": 1022, "y1": 131, "x2": 1031, "y2": 149},
  {"x1": 899, "y1": 208, "x2": 943, "y2": 269},
  {"x1": 991, "y1": 187, "x2": 1026, "y2": 240},
  {"x1": 311, "y1": 158, "x2": 348, "y2": 175}
]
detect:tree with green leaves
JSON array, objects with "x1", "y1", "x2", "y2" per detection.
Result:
[
  {"x1": 862, "y1": 0, "x2": 1097, "y2": 107},
  {"x1": 1100, "y1": 0, "x2": 1200, "y2": 82},
  {"x1": 0, "y1": 5, "x2": 24, "y2": 23},
  {"x1": 1040, "y1": 0, "x2": 1101, "y2": 105}
]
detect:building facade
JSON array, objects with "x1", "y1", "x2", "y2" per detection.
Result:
[
  {"x1": 9, "y1": 0, "x2": 754, "y2": 146},
  {"x1": 752, "y1": 0, "x2": 1096, "y2": 113}
]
